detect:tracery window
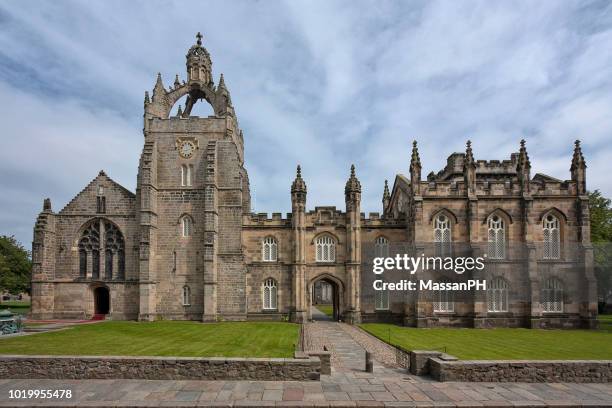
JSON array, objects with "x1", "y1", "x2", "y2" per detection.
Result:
[
  {"x1": 315, "y1": 235, "x2": 336, "y2": 262},
  {"x1": 105, "y1": 222, "x2": 125, "y2": 279},
  {"x1": 487, "y1": 277, "x2": 509, "y2": 312},
  {"x1": 262, "y1": 236, "x2": 278, "y2": 262},
  {"x1": 375, "y1": 236, "x2": 389, "y2": 258},
  {"x1": 182, "y1": 285, "x2": 191, "y2": 306},
  {"x1": 79, "y1": 222, "x2": 100, "y2": 279},
  {"x1": 262, "y1": 278, "x2": 278, "y2": 310},
  {"x1": 542, "y1": 278, "x2": 563, "y2": 313},
  {"x1": 78, "y1": 219, "x2": 124, "y2": 280},
  {"x1": 487, "y1": 214, "x2": 506, "y2": 259},
  {"x1": 433, "y1": 214, "x2": 452, "y2": 257},
  {"x1": 543, "y1": 214, "x2": 560, "y2": 259}
]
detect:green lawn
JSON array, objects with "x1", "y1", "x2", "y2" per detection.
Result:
[
  {"x1": 0, "y1": 321, "x2": 299, "y2": 357},
  {"x1": 360, "y1": 322, "x2": 612, "y2": 360},
  {"x1": 599, "y1": 314, "x2": 612, "y2": 332},
  {"x1": 0, "y1": 301, "x2": 30, "y2": 316},
  {"x1": 316, "y1": 304, "x2": 334, "y2": 317}
]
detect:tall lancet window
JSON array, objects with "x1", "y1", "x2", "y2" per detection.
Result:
[
  {"x1": 487, "y1": 215, "x2": 506, "y2": 259},
  {"x1": 262, "y1": 278, "x2": 278, "y2": 310},
  {"x1": 181, "y1": 216, "x2": 192, "y2": 237},
  {"x1": 375, "y1": 236, "x2": 389, "y2": 258},
  {"x1": 182, "y1": 286, "x2": 191, "y2": 306},
  {"x1": 262, "y1": 236, "x2": 278, "y2": 262},
  {"x1": 181, "y1": 164, "x2": 193, "y2": 187},
  {"x1": 543, "y1": 214, "x2": 560, "y2": 259},
  {"x1": 542, "y1": 278, "x2": 563, "y2": 313},
  {"x1": 433, "y1": 214, "x2": 451, "y2": 257},
  {"x1": 487, "y1": 277, "x2": 509, "y2": 312}
]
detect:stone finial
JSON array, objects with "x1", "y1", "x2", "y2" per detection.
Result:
[
  {"x1": 196, "y1": 32, "x2": 203, "y2": 46},
  {"x1": 174, "y1": 74, "x2": 181, "y2": 88},
  {"x1": 382, "y1": 179, "x2": 391, "y2": 214},
  {"x1": 177, "y1": 105, "x2": 183, "y2": 117},
  {"x1": 410, "y1": 140, "x2": 421, "y2": 169},
  {"x1": 219, "y1": 73, "x2": 226, "y2": 88},
  {"x1": 98, "y1": 170, "x2": 107, "y2": 177},
  {"x1": 345, "y1": 164, "x2": 362, "y2": 195},
  {"x1": 571, "y1": 140, "x2": 587, "y2": 171},
  {"x1": 291, "y1": 165, "x2": 307, "y2": 194},
  {"x1": 153, "y1": 73, "x2": 165, "y2": 97},
  {"x1": 383, "y1": 179, "x2": 390, "y2": 200},
  {"x1": 518, "y1": 139, "x2": 531, "y2": 169},
  {"x1": 410, "y1": 140, "x2": 422, "y2": 193},
  {"x1": 43, "y1": 198, "x2": 52, "y2": 212},
  {"x1": 465, "y1": 140, "x2": 476, "y2": 166},
  {"x1": 144, "y1": 91, "x2": 150, "y2": 105}
]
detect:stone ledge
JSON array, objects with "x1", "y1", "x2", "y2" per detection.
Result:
[
  {"x1": 0, "y1": 355, "x2": 321, "y2": 381},
  {"x1": 429, "y1": 357, "x2": 612, "y2": 383}
]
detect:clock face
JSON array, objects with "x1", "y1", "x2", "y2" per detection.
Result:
[{"x1": 179, "y1": 141, "x2": 195, "y2": 158}]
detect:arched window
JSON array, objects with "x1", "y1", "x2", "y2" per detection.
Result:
[
  {"x1": 315, "y1": 235, "x2": 336, "y2": 262},
  {"x1": 78, "y1": 221, "x2": 100, "y2": 279},
  {"x1": 433, "y1": 214, "x2": 452, "y2": 257},
  {"x1": 375, "y1": 281, "x2": 389, "y2": 311},
  {"x1": 262, "y1": 278, "x2": 278, "y2": 310},
  {"x1": 262, "y1": 236, "x2": 278, "y2": 262},
  {"x1": 434, "y1": 288, "x2": 454, "y2": 313},
  {"x1": 487, "y1": 277, "x2": 509, "y2": 312},
  {"x1": 543, "y1": 214, "x2": 560, "y2": 259},
  {"x1": 181, "y1": 216, "x2": 192, "y2": 237},
  {"x1": 375, "y1": 236, "x2": 389, "y2": 258},
  {"x1": 79, "y1": 249, "x2": 87, "y2": 278},
  {"x1": 181, "y1": 164, "x2": 193, "y2": 187},
  {"x1": 542, "y1": 278, "x2": 563, "y2": 313},
  {"x1": 105, "y1": 222, "x2": 125, "y2": 280},
  {"x1": 182, "y1": 285, "x2": 191, "y2": 306},
  {"x1": 487, "y1": 214, "x2": 506, "y2": 259}
]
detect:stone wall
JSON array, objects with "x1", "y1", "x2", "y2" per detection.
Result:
[
  {"x1": 429, "y1": 358, "x2": 612, "y2": 383},
  {"x1": 0, "y1": 355, "x2": 321, "y2": 381}
]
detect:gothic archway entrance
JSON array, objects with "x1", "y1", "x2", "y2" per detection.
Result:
[
  {"x1": 93, "y1": 286, "x2": 110, "y2": 315},
  {"x1": 309, "y1": 275, "x2": 343, "y2": 321}
]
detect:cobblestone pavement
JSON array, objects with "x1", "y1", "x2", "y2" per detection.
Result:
[{"x1": 1, "y1": 322, "x2": 611, "y2": 407}]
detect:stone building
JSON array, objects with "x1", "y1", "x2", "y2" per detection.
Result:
[{"x1": 30, "y1": 34, "x2": 598, "y2": 328}]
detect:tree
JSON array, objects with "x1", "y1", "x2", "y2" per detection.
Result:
[
  {"x1": 589, "y1": 190, "x2": 612, "y2": 312},
  {"x1": 0, "y1": 235, "x2": 32, "y2": 296}
]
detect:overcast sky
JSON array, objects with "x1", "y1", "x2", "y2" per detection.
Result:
[{"x1": 1, "y1": 0, "x2": 612, "y2": 247}]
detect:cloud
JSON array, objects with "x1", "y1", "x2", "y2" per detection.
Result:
[{"x1": 0, "y1": 0, "x2": 611, "y2": 247}]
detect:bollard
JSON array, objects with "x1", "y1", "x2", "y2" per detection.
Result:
[{"x1": 365, "y1": 351, "x2": 373, "y2": 373}]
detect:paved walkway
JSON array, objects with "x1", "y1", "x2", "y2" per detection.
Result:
[
  {"x1": 310, "y1": 306, "x2": 333, "y2": 322},
  {"x1": 1, "y1": 322, "x2": 611, "y2": 407}
]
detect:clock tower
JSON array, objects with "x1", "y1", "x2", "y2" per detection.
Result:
[{"x1": 137, "y1": 33, "x2": 250, "y2": 321}]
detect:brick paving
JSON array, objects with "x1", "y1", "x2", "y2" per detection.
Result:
[{"x1": 1, "y1": 322, "x2": 611, "y2": 407}]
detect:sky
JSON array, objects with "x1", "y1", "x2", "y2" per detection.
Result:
[{"x1": 1, "y1": 0, "x2": 612, "y2": 247}]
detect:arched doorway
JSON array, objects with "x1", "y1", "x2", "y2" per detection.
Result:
[
  {"x1": 93, "y1": 286, "x2": 110, "y2": 315},
  {"x1": 310, "y1": 276, "x2": 342, "y2": 321}
]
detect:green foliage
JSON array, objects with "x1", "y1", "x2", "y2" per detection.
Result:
[
  {"x1": 0, "y1": 236, "x2": 31, "y2": 295},
  {"x1": 590, "y1": 191, "x2": 612, "y2": 308},
  {"x1": 0, "y1": 321, "x2": 299, "y2": 357},
  {"x1": 360, "y1": 323, "x2": 612, "y2": 360},
  {"x1": 590, "y1": 190, "x2": 612, "y2": 243}
]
